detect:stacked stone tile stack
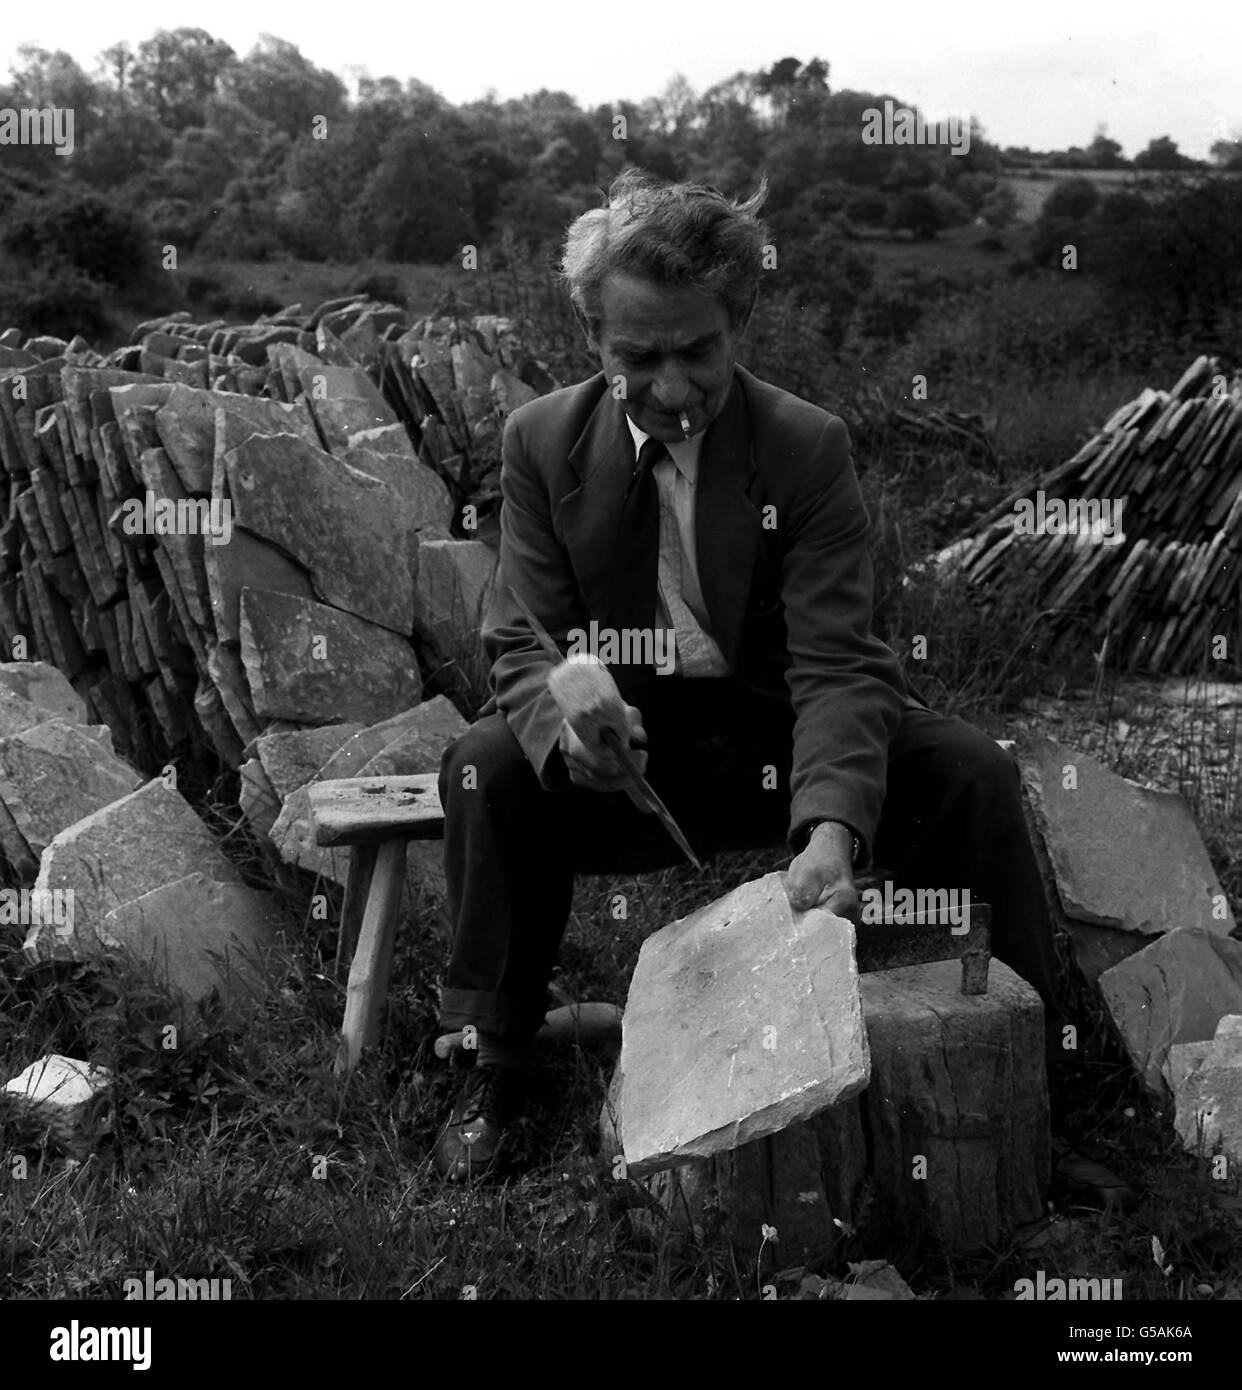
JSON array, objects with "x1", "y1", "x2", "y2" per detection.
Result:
[
  {"x1": 0, "y1": 300, "x2": 550, "y2": 787},
  {"x1": 941, "y1": 356, "x2": 1241, "y2": 674}
]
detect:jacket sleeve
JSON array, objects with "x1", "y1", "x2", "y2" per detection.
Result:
[
  {"x1": 781, "y1": 415, "x2": 906, "y2": 859},
  {"x1": 479, "y1": 410, "x2": 584, "y2": 788}
]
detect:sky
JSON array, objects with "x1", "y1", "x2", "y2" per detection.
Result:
[{"x1": 2, "y1": 0, "x2": 1239, "y2": 160}]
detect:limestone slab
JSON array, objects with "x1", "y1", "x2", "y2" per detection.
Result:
[
  {"x1": 237, "y1": 587, "x2": 421, "y2": 726},
  {"x1": 414, "y1": 538, "x2": 498, "y2": 661},
  {"x1": 203, "y1": 524, "x2": 314, "y2": 645},
  {"x1": 23, "y1": 779, "x2": 242, "y2": 964},
  {"x1": 1099, "y1": 929, "x2": 1242, "y2": 1097},
  {"x1": 618, "y1": 872, "x2": 869, "y2": 1176},
  {"x1": 101, "y1": 871, "x2": 280, "y2": 1005},
  {"x1": 1019, "y1": 735, "x2": 1235, "y2": 937},
  {"x1": 224, "y1": 432, "x2": 416, "y2": 635},
  {"x1": 1169, "y1": 1015, "x2": 1242, "y2": 1162},
  {"x1": 0, "y1": 720, "x2": 142, "y2": 854},
  {"x1": 0, "y1": 660, "x2": 88, "y2": 724}
]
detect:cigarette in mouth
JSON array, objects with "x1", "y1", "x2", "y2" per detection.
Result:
[{"x1": 679, "y1": 411, "x2": 691, "y2": 439}]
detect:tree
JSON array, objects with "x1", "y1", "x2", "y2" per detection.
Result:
[
  {"x1": 1209, "y1": 133, "x2": 1242, "y2": 169},
  {"x1": 129, "y1": 28, "x2": 236, "y2": 130},
  {"x1": 222, "y1": 35, "x2": 347, "y2": 140},
  {"x1": 1133, "y1": 135, "x2": 1192, "y2": 171},
  {"x1": 1087, "y1": 127, "x2": 1125, "y2": 168}
]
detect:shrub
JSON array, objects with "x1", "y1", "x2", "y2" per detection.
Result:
[
  {"x1": 0, "y1": 262, "x2": 110, "y2": 343},
  {"x1": 0, "y1": 187, "x2": 150, "y2": 290},
  {"x1": 348, "y1": 268, "x2": 409, "y2": 307}
]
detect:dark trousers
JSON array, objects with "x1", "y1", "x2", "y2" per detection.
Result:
[{"x1": 437, "y1": 676, "x2": 1061, "y2": 1039}]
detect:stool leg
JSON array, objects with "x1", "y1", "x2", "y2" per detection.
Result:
[
  {"x1": 336, "y1": 837, "x2": 408, "y2": 1075},
  {"x1": 335, "y1": 843, "x2": 377, "y2": 982}
]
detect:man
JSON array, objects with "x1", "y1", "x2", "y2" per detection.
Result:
[{"x1": 432, "y1": 169, "x2": 1074, "y2": 1186}]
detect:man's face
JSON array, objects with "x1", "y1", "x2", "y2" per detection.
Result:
[{"x1": 586, "y1": 272, "x2": 745, "y2": 442}]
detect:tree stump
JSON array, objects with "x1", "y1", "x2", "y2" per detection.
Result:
[{"x1": 602, "y1": 959, "x2": 1049, "y2": 1261}]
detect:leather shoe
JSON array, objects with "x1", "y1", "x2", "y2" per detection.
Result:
[
  {"x1": 433, "y1": 1064, "x2": 532, "y2": 1182},
  {"x1": 1052, "y1": 1138, "x2": 1137, "y2": 1210}
]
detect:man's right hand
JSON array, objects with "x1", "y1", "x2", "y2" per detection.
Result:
[{"x1": 558, "y1": 707, "x2": 649, "y2": 796}]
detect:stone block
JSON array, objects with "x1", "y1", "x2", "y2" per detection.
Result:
[{"x1": 1, "y1": 1054, "x2": 111, "y2": 1150}]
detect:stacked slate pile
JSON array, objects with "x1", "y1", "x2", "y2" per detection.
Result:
[
  {"x1": 0, "y1": 298, "x2": 556, "y2": 792},
  {"x1": 944, "y1": 357, "x2": 1241, "y2": 674}
]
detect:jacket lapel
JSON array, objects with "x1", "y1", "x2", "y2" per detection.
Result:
[
  {"x1": 554, "y1": 370, "x2": 763, "y2": 669},
  {"x1": 694, "y1": 373, "x2": 764, "y2": 670}
]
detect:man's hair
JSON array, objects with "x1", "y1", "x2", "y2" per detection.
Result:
[{"x1": 560, "y1": 168, "x2": 769, "y2": 333}]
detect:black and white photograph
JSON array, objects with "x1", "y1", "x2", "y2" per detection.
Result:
[{"x1": 0, "y1": 0, "x2": 1238, "y2": 1353}]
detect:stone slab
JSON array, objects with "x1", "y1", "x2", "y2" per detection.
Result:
[
  {"x1": 0, "y1": 720, "x2": 142, "y2": 854},
  {"x1": 237, "y1": 587, "x2": 421, "y2": 726},
  {"x1": 0, "y1": 661, "x2": 86, "y2": 727},
  {"x1": 23, "y1": 779, "x2": 243, "y2": 964},
  {"x1": 101, "y1": 871, "x2": 281, "y2": 1006},
  {"x1": 1169, "y1": 1015, "x2": 1242, "y2": 1162},
  {"x1": 1019, "y1": 735, "x2": 1235, "y2": 937},
  {"x1": 224, "y1": 432, "x2": 416, "y2": 636},
  {"x1": 1099, "y1": 928, "x2": 1242, "y2": 1097},
  {"x1": 618, "y1": 872, "x2": 869, "y2": 1176},
  {"x1": 203, "y1": 524, "x2": 314, "y2": 646}
]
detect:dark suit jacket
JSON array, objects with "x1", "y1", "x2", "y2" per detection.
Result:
[{"x1": 476, "y1": 363, "x2": 914, "y2": 856}]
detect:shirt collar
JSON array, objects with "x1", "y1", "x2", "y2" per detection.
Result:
[{"x1": 624, "y1": 413, "x2": 702, "y2": 483}]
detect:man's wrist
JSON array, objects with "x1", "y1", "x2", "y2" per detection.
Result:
[{"x1": 800, "y1": 818, "x2": 862, "y2": 867}]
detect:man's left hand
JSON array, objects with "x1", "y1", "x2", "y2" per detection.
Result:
[{"x1": 785, "y1": 821, "x2": 859, "y2": 921}]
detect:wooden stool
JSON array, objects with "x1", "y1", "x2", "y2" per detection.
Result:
[{"x1": 307, "y1": 773, "x2": 444, "y2": 1074}]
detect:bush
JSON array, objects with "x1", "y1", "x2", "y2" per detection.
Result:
[
  {"x1": 348, "y1": 268, "x2": 409, "y2": 307},
  {"x1": 0, "y1": 187, "x2": 150, "y2": 290},
  {"x1": 0, "y1": 262, "x2": 110, "y2": 343}
]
